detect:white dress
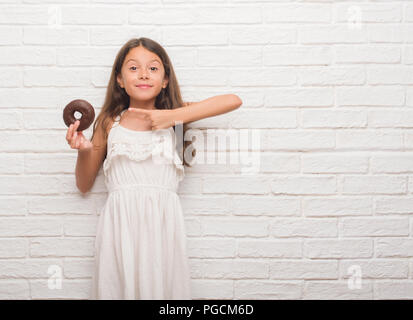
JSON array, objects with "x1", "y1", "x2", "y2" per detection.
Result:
[{"x1": 89, "y1": 109, "x2": 192, "y2": 300}]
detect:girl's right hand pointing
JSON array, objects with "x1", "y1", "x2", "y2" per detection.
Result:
[{"x1": 66, "y1": 120, "x2": 93, "y2": 151}]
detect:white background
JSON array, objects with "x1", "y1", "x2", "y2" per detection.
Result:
[{"x1": 0, "y1": 0, "x2": 412, "y2": 300}]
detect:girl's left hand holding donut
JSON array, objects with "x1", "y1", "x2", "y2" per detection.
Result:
[{"x1": 66, "y1": 119, "x2": 93, "y2": 152}]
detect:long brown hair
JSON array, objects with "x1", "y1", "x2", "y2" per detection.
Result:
[{"x1": 90, "y1": 37, "x2": 195, "y2": 166}]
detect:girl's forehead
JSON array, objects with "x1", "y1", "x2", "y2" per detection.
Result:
[
  {"x1": 124, "y1": 47, "x2": 162, "y2": 64},
  {"x1": 125, "y1": 57, "x2": 161, "y2": 65}
]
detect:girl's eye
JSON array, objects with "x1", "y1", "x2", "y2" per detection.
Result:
[{"x1": 129, "y1": 66, "x2": 157, "y2": 71}]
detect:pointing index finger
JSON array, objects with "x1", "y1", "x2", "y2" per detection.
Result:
[
  {"x1": 128, "y1": 107, "x2": 151, "y2": 118},
  {"x1": 128, "y1": 107, "x2": 149, "y2": 113}
]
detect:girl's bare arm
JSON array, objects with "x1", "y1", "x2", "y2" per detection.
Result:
[
  {"x1": 69, "y1": 120, "x2": 110, "y2": 194},
  {"x1": 175, "y1": 94, "x2": 242, "y2": 124}
]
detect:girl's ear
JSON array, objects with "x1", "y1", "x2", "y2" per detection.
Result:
[
  {"x1": 117, "y1": 74, "x2": 124, "y2": 88},
  {"x1": 162, "y1": 76, "x2": 169, "y2": 89}
]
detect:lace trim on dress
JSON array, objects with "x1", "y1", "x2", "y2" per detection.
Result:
[{"x1": 103, "y1": 133, "x2": 185, "y2": 182}]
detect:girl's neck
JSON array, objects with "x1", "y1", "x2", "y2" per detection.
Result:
[{"x1": 129, "y1": 98, "x2": 156, "y2": 110}]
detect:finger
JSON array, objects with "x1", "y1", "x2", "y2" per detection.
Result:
[
  {"x1": 75, "y1": 130, "x2": 81, "y2": 148},
  {"x1": 71, "y1": 131, "x2": 77, "y2": 148},
  {"x1": 78, "y1": 131, "x2": 84, "y2": 147},
  {"x1": 66, "y1": 123, "x2": 73, "y2": 141},
  {"x1": 72, "y1": 120, "x2": 80, "y2": 138},
  {"x1": 76, "y1": 132, "x2": 81, "y2": 148},
  {"x1": 68, "y1": 124, "x2": 76, "y2": 144},
  {"x1": 68, "y1": 121, "x2": 77, "y2": 141},
  {"x1": 131, "y1": 112, "x2": 150, "y2": 121},
  {"x1": 71, "y1": 131, "x2": 76, "y2": 148},
  {"x1": 128, "y1": 108, "x2": 150, "y2": 115},
  {"x1": 71, "y1": 124, "x2": 76, "y2": 143},
  {"x1": 74, "y1": 119, "x2": 80, "y2": 131}
]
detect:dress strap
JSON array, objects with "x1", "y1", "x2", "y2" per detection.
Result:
[{"x1": 112, "y1": 109, "x2": 127, "y2": 128}]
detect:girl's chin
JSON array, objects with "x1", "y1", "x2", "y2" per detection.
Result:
[
  {"x1": 129, "y1": 94, "x2": 157, "y2": 100},
  {"x1": 130, "y1": 96, "x2": 156, "y2": 103}
]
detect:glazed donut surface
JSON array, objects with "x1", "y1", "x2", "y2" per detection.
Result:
[{"x1": 63, "y1": 99, "x2": 95, "y2": 131}]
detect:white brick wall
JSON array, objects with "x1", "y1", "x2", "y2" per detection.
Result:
[{"x1": 0, "y1": 0, "x2": 412, "y2": 300}]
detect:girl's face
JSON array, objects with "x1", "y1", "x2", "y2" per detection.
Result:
[{"x1": 117, "y1": 46, "x2": 168, "y2": 103}]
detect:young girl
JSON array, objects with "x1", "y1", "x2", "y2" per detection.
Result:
[{"x1": 65, "y1": 37, "x2": 242, "y2": 300}]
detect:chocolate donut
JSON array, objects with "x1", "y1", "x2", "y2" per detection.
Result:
[{"x1": 63, "y1": 99, "x2": 95, "y2": 131}]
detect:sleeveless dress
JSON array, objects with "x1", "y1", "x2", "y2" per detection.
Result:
[{"x1": 89, "y1": 109, "x2": 192, "y2": 300}]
